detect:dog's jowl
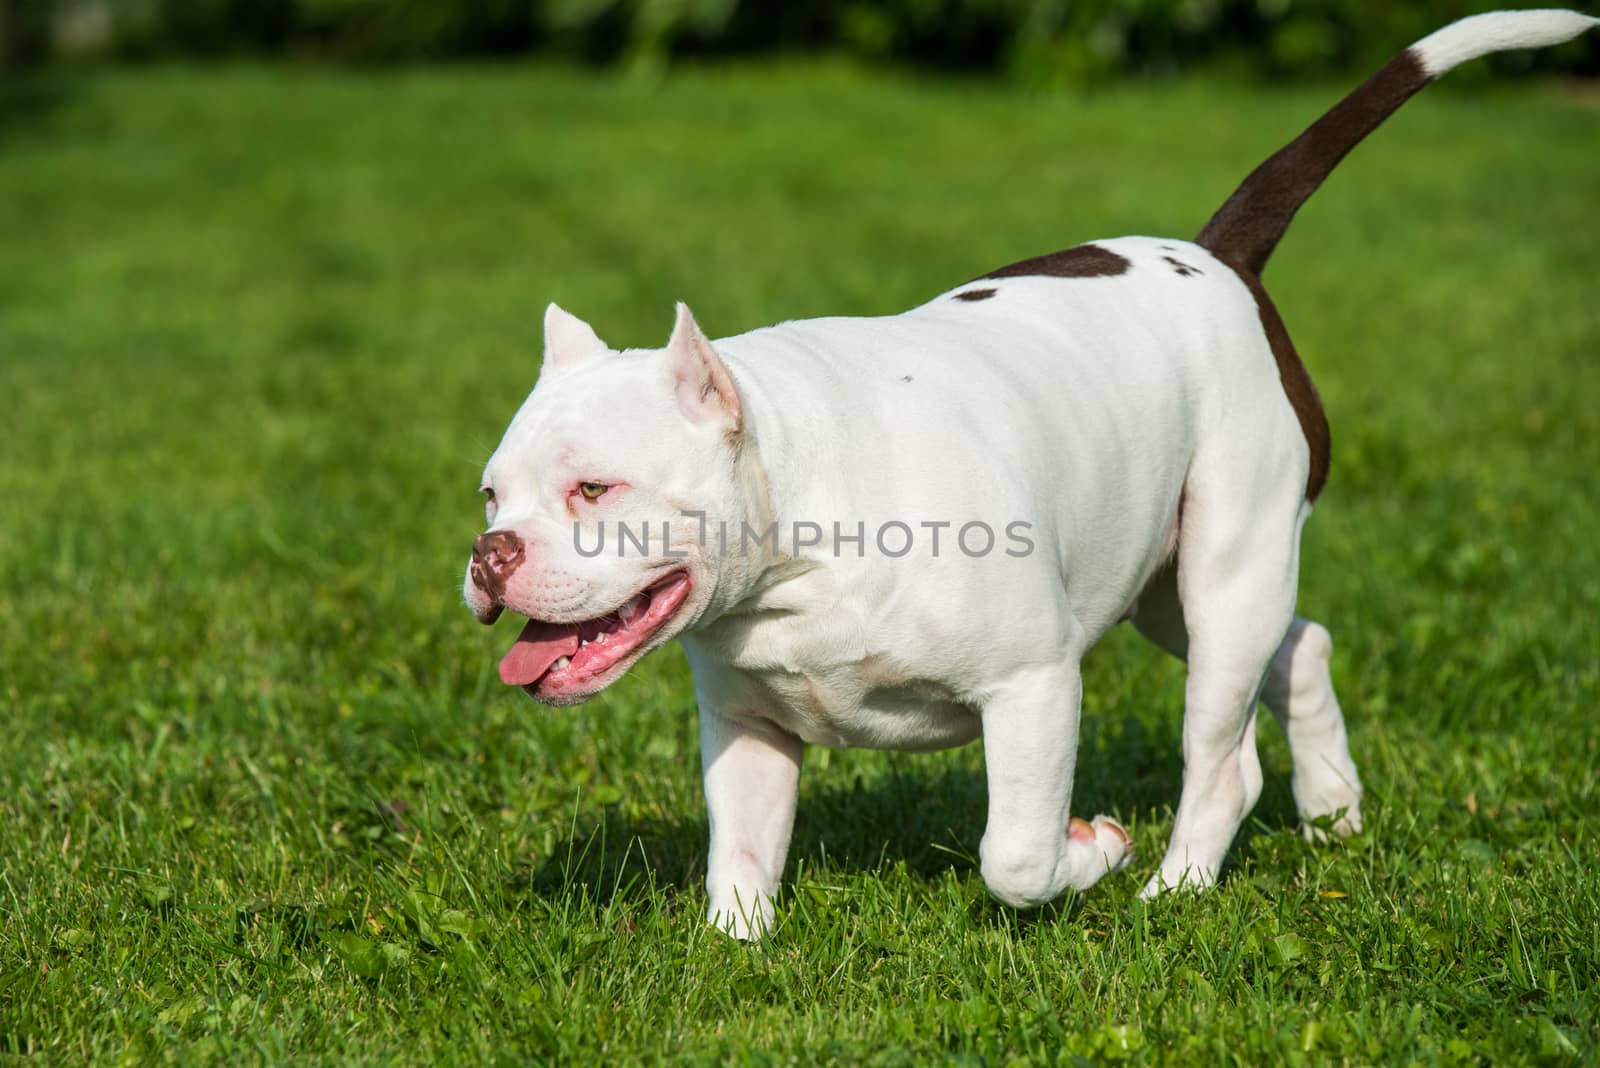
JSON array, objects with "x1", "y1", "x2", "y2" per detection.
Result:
[{"x1": 462, "y1": 11, "x2": 1599, "y2": 938}]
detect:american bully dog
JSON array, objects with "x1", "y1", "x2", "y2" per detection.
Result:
[{"x1": 464, "y1": 10, "x2": 1598, "y2": 937}]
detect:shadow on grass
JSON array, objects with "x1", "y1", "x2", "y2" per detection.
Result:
[{"x1": 520, "y1": 711, "x2": 1305, "y2": 916}]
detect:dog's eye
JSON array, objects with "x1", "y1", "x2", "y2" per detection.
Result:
[
  {"x1": 578, "y1": 482, "x2": 609, "y2": 501},
  {"x1": 482, "y1": 487, "x2": 497, "y2": 520}
]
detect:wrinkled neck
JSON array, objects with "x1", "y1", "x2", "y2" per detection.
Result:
[{"x1": 689, "y1": 360, "x2": 822, "y2": 627}]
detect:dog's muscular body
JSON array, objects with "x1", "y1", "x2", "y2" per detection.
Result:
[{"x1": 463, "y1": 11, "x2": 1598, "y2": 937}]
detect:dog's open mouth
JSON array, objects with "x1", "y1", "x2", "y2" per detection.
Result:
[{"x1": 498, "y1": 570, "x2": 692, "y2": 700}]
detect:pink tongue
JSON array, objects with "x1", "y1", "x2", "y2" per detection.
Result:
[{"x1": 499, "y1": 620, "x2": 581, "y2": 686}]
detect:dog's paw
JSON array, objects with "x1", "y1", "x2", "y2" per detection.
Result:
[
  {"x1": 1068, "y1": 815, "x2": 1134, "y2": 875},
  {"x1": 1300, "y1": 798, "x2": 1363, "y2": 843},
  {"x1": 1138, "y1": 863, "x2": 1215, "y2": 899},
  {"x1": 706, "y1": 893, "x2": 775, "y2": 941}
]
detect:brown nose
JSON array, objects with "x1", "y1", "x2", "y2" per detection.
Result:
[{"x1": 470, "y1": 530, "x2": 526, "y2": 602}]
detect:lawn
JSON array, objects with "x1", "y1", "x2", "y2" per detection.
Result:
[{"x1": 1, "y1": 58, "x2": 1597, "y2": 1065}]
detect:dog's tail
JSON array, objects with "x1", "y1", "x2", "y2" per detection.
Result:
[{"x1": 1197, "y1": 9, "x2": 1598, "y2": 276}]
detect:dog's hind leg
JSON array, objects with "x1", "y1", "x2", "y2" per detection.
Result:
[
  {"x1": 1132, "y1": 465, "x2": 1307, "y2": 896},
  {"x1": 1133, "y1": 568, "x2": 1363, "y2": 847},
  {"x1": 1261, "y1": 618, "x2": 1363, "y2": 838}
]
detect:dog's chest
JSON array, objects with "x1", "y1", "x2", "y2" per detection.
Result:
[
  {"x1": 751, "y1": 662, "x2": 980, "y2": 751},
  {"x1": 685, "y1": 607, "x2": 982, "y2": 751}
]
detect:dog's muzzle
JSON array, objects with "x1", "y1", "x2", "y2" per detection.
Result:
[{"x1": 469, "y1": 529, "x2": 525, "y2": 624}]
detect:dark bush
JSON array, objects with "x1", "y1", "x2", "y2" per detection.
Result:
[{"x1": 9, "y1": 0, "x2": 1597, "y2": 79}]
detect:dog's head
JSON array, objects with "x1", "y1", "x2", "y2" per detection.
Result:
[{"x1": 464, "y1": 302, "x2": 759, "y2": 705}]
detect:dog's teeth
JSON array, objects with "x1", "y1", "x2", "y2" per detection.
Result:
[
  {"x1": 595, "y1": 632, "x2": 609, "y2": 644},
  {"x1": 618, "y1": 595, "x2": 647, "y2": 623},
  {"x1": 553, "y1": 657, "x2": 571, "y2": 670}
]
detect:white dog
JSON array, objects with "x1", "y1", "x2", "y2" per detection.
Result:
[{"x1": 464, "y1": 10, "x2": 1598, "y2": 938}]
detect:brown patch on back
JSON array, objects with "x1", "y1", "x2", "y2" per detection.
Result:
[
  {"x1": 1220, "y1": 258, "x2": 1330, "y2": 501},
  {"x1": 977, "y1": 242, "x2": 1130, "y2": 283},
  {"x1": 1196, "y1": 50, "x2": 1429, "y2": 276},
  {"x1": 953, "y1": 288, "x2": 996, "y2": 302},
  {"x1": 1162, "y1": 255, "x2": 1203, "y2": 277}
]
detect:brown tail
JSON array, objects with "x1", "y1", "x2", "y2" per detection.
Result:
[
  {"x1": 1195, "y1": 52, "x2": 1428, "y2": 276},
  {"x1": 1196, "y1": 9, "x2": 1599, "y2": 276}
]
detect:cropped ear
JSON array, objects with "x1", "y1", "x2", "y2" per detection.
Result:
[
  {"x1": 539, "y1": 303, "x2": 609, "y2": 379},
  {"x1": 666, "y1": 302, "x2": 741, "y2": 432}
]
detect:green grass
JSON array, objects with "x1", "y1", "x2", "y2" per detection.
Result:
[{"x1": 2, "y1": 60, "x2": 1598, "y2": 1065}]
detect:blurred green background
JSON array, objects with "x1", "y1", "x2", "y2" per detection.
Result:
[{"x1": 6, "y1": 0, "x2": 1598, "y2": 80}]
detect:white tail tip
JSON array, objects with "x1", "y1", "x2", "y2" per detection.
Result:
[{"x1": 1413, "y1": 9, "x2": 1599, "y2": 78}]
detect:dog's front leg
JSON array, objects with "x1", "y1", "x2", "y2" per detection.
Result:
[
  {"x1": 979, "y1": 662, "x2": 1133, "y2": 908},
  {"x1": 699, "y1": 705, "x2": 802, "y2": 940}
]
